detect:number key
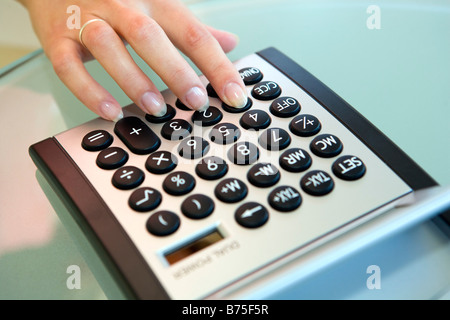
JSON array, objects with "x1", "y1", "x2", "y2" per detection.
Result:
[
  {"x1": 161, "y1": 119, "x2": 192, "y2": 140},
  {"x1": 227, "y1": 141, "x2": 260, "y2": 165},
  {"x1": 178, "y1": 137, "x2": 210, "y2": 159},
  {"x1": 240, "y1": 109, "x2": 271, "y2": 131},
  {"x1": 195, "y1": 156, "x2": 228, "y2": 180}
]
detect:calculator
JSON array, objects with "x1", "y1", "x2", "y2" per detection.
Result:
[{"x1": 29, "y1": 47, "x2": 450, "y2": 300}]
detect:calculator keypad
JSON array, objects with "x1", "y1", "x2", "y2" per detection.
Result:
[
  {"x1": 80, "y1": 69, "x2": 363, "y2": 230},
  {"x1": 59, "y1": 52, "x2": 412, "y2": 300}
]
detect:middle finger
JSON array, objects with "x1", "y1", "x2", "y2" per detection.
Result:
[{"x1": 110, "y1": 9, "x2": 210, "y2": 112}]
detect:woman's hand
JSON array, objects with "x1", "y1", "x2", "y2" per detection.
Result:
[{"x1": 18, "y1": 0, "x2": 247, "y2": 121}]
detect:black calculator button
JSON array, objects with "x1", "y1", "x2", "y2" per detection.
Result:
[
  {"x1": 82, "y1": 130, "x2": 113, "y2": 151},
  {"x1": 228, "y1": 141, "x2": 259, "y2": 165},
  {"x1": 146, "y1": 211, "x2": 180, "y2": 236},
  {"x1": 332, "y1": 155, "x2": 366, "y2": 181},
  {"x1": 178, "y1": 136, "x2": 210, "y2": 159},
  {"x1": 258, "y1": 128, "x2": 291, "y2": 151},
  {"x1": 209, "y1": 123, "x2": 241, "y2": 145},
  {"x1": 279, "y1": 148, "x2": 312, "y2": 173},
  {"x1": 129, "y1": 187, "x2": 162, "y2": 212},
  {"x1": 235, "y1": 202, "x2": 269, "y2": 229},
  {"x1": 192, "y1": 106, "x2": 223, "y2": 127},
  {"x1": 251, "y1": 81, "x2": 282, "y2": 101},
  {"x1": 269, "y1": 97, "x2": 301, "y2": 118},
  {"x1": 301, "y1": 170, "x2": 334, "y2": 196},
  {"x1": 163, "y1": 171, "x2": 195, "y2": 196},
  {"x1": 181, "y1": 194, "x2": 215, "y2": 219},
  {"x1": 289, "y1": 114, "x2": 321, "y2": 137},
  {"x1": 240, "y1": 109, "x2": 271, "y2": 131},
  {"x1": 96, "y1": 147, "x2": 128, "y2": 170},
  {"x1": 161, "y1": 119, "x2": 192, "y2": 141},
  {"x1": 310, "y1": 134, "x2": 343, "y2": 158},
  {"x1": 112, "y1": 166, "x2": 145, "y2": 190},
  {"x1": 195, "y1": 156, "x2": 228, "y2": 180},
  {"x1": 215, "y1": 178, "x2": 248, "y2": 203},
  {"x1": 239, "y1": 67, "x2": 263, "y2": 85},
  {"x1": 206, "y1": 83, "x2": 218, "y2": 98},
  {"x1": 222, "y1": 97, "x2": 252, "y2": 113},
  {"x1": 268, "y1": 186, "x2": 302, "y2": 212},
  {"x1": 145, "y1": 104, "x2": 176, "y2": 124},
  {"x1": 145, "y1": 151, "x2": 177, "y2": 174},
  {"x1": 114, "y1": 116, "x2": 161, "y2": 155},
  {"x1": 247, "y1": 163, "x2": 280, "y2": 188},
  {"x1": 175, "y1": 98, "x2": 191, "y2": 111}
]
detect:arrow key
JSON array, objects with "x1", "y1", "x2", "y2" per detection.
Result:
[{"x1": 235, "y1": 202, "x2": 269, "y2": 229}]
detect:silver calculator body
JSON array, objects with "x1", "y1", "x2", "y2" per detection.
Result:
[{"x1": 29, "y1": 47, "x2": 450, "y2": 299}]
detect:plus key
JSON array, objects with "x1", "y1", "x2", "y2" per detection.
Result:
[{"x1": 114, "y1": 116, "x2": 160, "y2": 154}]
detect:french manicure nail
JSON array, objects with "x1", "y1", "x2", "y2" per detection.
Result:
[
  {"x1": 224, "y1": 82, "x2": 247, "y2": 108},
  {"x1": 99, "y1": 102, "x2": 123, "y2": 122},
  {"x1": 185, "y1": 86, "x2": 209, "y2": 110},
  {"x1": 141, "y1": 91, "x2": 167, "y2": 117}
]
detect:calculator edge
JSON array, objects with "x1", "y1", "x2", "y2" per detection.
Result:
[{"x1": 29, "y1": 137, "x2": 170, "y2": 300}]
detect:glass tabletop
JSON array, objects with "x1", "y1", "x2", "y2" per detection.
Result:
[{"x1": 0, "y1": 0, "x2": 449, "y2": 300}]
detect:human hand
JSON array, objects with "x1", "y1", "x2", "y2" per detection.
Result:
[{"x1": 18, "y1": 0, "x2": 247, "y2": 121}]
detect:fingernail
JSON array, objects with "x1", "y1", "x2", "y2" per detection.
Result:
[
  {"x1": 224, "y1": 82, "x2": 247, "y2": 108},
  {"x1": 99, "y1": 102, "x2": 123, "y2": 122},
  {"x1": 185, "y1": 86, "x2": 209, "y2": 110},
  {"x1": 141, "y1": 91, "x2": 167, "y2": 117}
]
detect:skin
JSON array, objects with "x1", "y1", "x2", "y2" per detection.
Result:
[{"x1": 17, "y1": 0, "x2": 248, "y2": 121}]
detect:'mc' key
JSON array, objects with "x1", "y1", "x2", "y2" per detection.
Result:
[{"x1": 310, "y1": 134, "x2": 343, "y2": 158}]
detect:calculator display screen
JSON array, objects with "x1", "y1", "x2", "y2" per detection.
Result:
[{"x1": 164, "y1": 230, "x2": 224, "y2": 265}]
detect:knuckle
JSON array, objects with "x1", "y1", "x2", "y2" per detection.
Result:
[
  {"x1": 82, "y1": 22, "x2": 115, "y2": 48},
  {"x1": 125, "y1": 15, "x2": 161, "y2": 44},
  {"x1": 183, "y1": 22, "x2": 213, "y2": 50},
  {"x1": 166, "y1": 65, "x2": 191, "y2": 86},
  {"x1": 209, "y1": 59, "x2": 232, "y2": 77},
  {"x1": 51, "y1": 50, "x2": 74, "y2": 78}
]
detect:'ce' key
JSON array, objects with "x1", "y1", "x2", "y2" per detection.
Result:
[{"x1": 114, "y1": 116, "x2": 161, "y2": 154}]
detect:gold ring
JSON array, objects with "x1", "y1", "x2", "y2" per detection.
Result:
[{"x1": 79, "y1": 18, "x2": 107, "y2": 49}]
